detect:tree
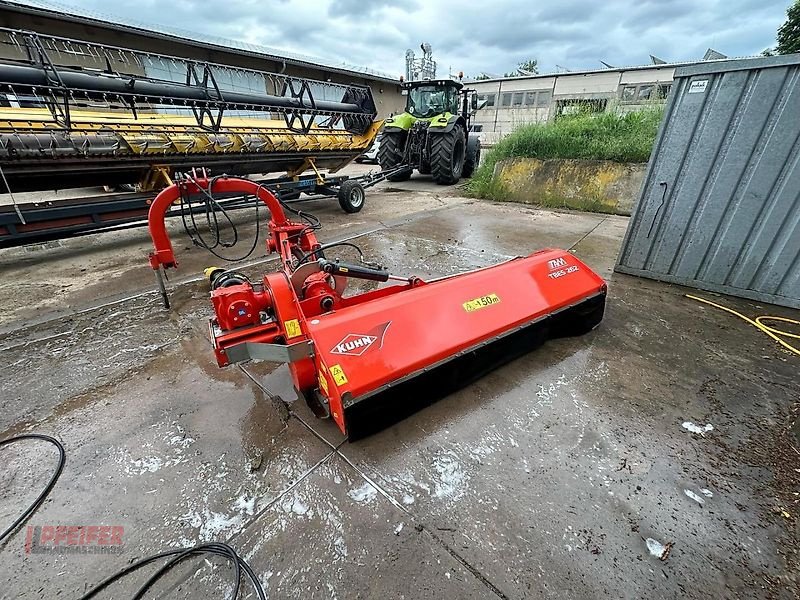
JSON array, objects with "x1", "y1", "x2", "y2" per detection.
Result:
[
  {"x1": 503, "y1": 58, "x2": 539, "y2": 78},
  {"x1": 777, "y1": 0, "x2": 800, "y2": 55},
  {"x1": 517, "y1": 59, "x2": 539, "y2": 74},
  {"x1": 474, "y1": 73, "x2": 491, "y2": 80}
]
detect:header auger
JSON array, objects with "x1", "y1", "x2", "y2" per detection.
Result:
[{"x1": 0, "y1": 27, "x2": 379, "y2": 193}]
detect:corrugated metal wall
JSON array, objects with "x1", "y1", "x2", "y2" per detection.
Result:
[{"x1": 616, "y1": 55, "x2": 800, "y2": 309}]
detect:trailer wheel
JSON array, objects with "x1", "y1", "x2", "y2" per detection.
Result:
[
  {"x1": 430, "y1": 125, "x2": 465, "y2": 185},
  {"x1": 338, "y1": 180, "x2": 365, "y2": 213}
]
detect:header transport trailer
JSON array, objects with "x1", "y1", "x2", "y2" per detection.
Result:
[{"x1": 0, "y1": 28, "x2": 390, "y2": 244}]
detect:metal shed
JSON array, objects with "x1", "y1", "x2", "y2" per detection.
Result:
[{"x1": 615, "y1": 55, "x2": 800, "y2": 309}]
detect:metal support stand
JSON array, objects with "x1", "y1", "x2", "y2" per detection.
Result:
[{"x1": 154, "y1": 267, "x2": 170, "y2": 309}]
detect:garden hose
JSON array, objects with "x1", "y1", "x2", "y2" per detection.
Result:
[{"x1": 686, "y1": 294, "x2": 800, "y2": 357}]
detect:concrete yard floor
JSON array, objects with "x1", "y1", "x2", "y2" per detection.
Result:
[{"x1": 0, "y1": 175, "x2": 798, "y2": 599}]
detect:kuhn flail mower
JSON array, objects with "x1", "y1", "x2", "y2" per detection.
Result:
[{"x1": 148, "y1": 176, "x2": 606, "y2": 439}]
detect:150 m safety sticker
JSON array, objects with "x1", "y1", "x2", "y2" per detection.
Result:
[{"x1": 463, "y1": 293, "x2": 501, "y2": 312}]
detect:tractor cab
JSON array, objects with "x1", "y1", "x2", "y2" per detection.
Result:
[{"x1": 404, "y1": 80, "x2": 463, "y2": 119}]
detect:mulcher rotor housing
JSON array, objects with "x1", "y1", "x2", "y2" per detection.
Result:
[{"x1": 148, "y1": 177, "x2": 606, "y2": 439}]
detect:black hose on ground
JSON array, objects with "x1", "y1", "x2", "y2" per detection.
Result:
[
  {"x1": 79, "y1": 542, "x2": 266, "y2": 600},
  {"x1": 0, "y1": 434, "x2": 66, "y2": 543}
]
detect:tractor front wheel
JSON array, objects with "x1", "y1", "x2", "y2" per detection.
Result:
[
  {"x1": 430, "y1": 126, "x2": 466, "y2": 185},
  {"x1": 377, "y1": 132, "x2": 412, "y2": 182},
  {"x1": 462, "y1": 143, "x2": 481, "y2": 178}
]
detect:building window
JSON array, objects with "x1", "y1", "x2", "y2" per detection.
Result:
[
  {"x1": 511, "y1": 92, "x2": 524, "y2": 107},
  {"x1": 524, "y1": 91, "x2": 537, "y2": 106},
  {"x1": 620, "y1": 83, "x2": 672, "y2": 103},
  {"x1": 536, "y1": 91, "x2": 552, "y2": 107},
  {"x1": 621, "y1": 86, "x2": 637, "y2": 102},
  {"x1": 556, "y1": 98, "x2": 608, "y2": 118},
  {"x1": 501, "y1": 92, "x2": 513, "y2": 107},
  {"x1": 656, "y1": 84, "x2": 672, "y2": 99},
  {"x1": 476, "y1": 93, "x2": 496, "y2": 109}
]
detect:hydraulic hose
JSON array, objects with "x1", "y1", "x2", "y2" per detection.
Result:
[
  {"x1": 0, "y1": 434, "x2": 66, "y2": 543},
  {"x1": 686, "y1": 294, "x2": 800, "y2": 357}
]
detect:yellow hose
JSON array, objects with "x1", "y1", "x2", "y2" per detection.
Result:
[{"x1": 686, "y1": 294, "x2": 800, "y2": 357}]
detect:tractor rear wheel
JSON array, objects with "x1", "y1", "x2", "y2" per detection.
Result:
[
  {"x1": 378, "y1": 132, "x2": 412, "y2": 181},
  {"x1": 430, "y1": 126, "x2": 466, "y2": 185}
]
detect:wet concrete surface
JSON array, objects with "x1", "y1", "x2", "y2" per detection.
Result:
[{"x1": 0, "y1": 175, "x2": 798, "y2": 599}]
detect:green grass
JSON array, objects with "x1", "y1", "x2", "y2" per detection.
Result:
[{"x1": 468, "y1": 108, "x2": 663, "y2": 199}]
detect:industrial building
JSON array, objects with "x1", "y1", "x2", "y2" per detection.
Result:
[
  {"x1": 0, "y1": 0, "x2": 405, "y2": 118},
  {"x1": 469, "y1": 54, "x2": 749, "y2": 143}
]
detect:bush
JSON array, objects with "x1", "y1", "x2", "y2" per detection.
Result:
[{"x1": 468, "y1": 108, "x2": 663, "y2": 199}]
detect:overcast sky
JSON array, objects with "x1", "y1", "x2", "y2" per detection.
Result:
[{"x1": 15, "y1": 0, "x2": 794, "y2": 77}]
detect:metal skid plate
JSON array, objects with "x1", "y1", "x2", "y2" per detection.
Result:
[{"x1": 224, "y1": 340, "x2": 314, "y2": 364}]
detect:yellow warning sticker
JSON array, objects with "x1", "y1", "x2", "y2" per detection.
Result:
[
  {"x1": 284, "y1": 319, "x2": 302, "y2": 339},
  {"x1": 463, "y1": 293, "x2": 501, "y2": 313},
  {"x1": 318, "y1": 372, "x2": 329, "y2": 395},
  {"x1": 330, "y1": 364, "x2": 348, "y2": 386}
]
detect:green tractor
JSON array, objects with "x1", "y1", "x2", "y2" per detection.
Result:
[{"x1": 378, "y1": 79, "x2": 482, "y2": 185}]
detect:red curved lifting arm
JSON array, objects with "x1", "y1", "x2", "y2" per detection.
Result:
[{"x1": 147, "y1": 177, "x2": 289, "y2": 270}]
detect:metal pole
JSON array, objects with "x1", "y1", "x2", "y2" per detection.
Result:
[
  {"x1": 0, "y1": 165, "x2": 26, "y2": 225},
  {"x1": 154, "y1": 267, "x2": 170, "y2": 309}
]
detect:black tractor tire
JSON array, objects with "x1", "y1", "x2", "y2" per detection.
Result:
[
  {"x1": 377, "y1": 132, "x2": 412, "y2": 181},
  {"x1": 337, "y1": 180, "x2": 366, "y2": 213},
  {"x1": 462, "y1": 143, "x2": 481, "y2": 178},
  {"x1": 430, "y1": 126, "x2": 466, "y2": 185}
]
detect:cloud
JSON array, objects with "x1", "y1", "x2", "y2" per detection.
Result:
[
  {"x1": 327, "y1": 0, "x2": 419, "y2": 17},
  {"x1": 13, "y1": 0, "x2": 791, "y2": 77}
]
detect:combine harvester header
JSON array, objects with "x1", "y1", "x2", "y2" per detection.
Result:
[{"x1": 0, "y1": 27, "x2": 381, "y2": 193}]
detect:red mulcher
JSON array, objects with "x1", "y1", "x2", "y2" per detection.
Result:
[{"x1": 148, "y1": 176, "x2": 606, "y2": 439}]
